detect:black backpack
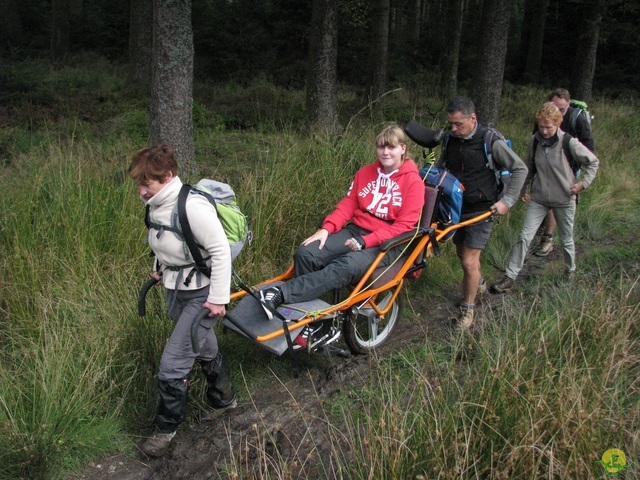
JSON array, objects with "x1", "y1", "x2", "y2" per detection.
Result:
[
  {"x1": 531, "y1": 133, "x2": 579, "y2": 176},
  {"x1": 441, "y1": 127, "x2": 513, "y2": 194}
]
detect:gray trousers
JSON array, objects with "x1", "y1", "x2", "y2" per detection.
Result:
[
  {"x1": 505, "y1": 199, "x2": 577, "y2": 279},
  {"x1": 158, "y1": 286, "x2": 219, "y2": 382},
  {"x1": 280, "y1": 224, "x2": 406, "y2": 303}
]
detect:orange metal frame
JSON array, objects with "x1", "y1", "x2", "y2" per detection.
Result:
[{"x1": 229, "y1": 210, "x2": 493, "y2": 344}]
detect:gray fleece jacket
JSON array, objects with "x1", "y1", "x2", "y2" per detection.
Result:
[{"x1": 522, "y1": 129, "x2": 599, "y2": 207}]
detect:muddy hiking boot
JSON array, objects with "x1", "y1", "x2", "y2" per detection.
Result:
[
  {"x1": 140, "y1": 431, "x2": 176, "y2": 457},
  {"x1": 201, "y1": 397, "x2": 237, "y2": 421},
  {"x1": 492, "y1": 275, "x2": 515, "y2": 294},
  {"x1": 534, "y1": 234, "x2": 554, "y2": 257},
  {"x1": 456, "y1": 304, "x2": 474, "y2": 331}
]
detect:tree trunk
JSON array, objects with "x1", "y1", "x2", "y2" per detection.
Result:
[
  {"x1": 1, "y1": 0, "x2": 25, "y2": 47},
  {"x1": 150, "y1": 0, "x2": 195, "y2": 176},
  {"x1": 51, "y1": 0, "x2": 70, "y2": 58},
  {"x1": 439, "y1": 0, "x2": 463, "y2": 98},
  {"x1": 407, "y1": 0, "x2": 421, "y2": 47},
  {"x1": 305, "y1": 0, "x2": 339, "y2": 134},
  {"x1": 368, "y1": 0, "x2": 390, "y2": 104},
  {"x1": 570, "y1": 0, "x2": 604, "y2": 102},
  {"x1": 515, "y1": 0, "x2": 535, "y2": 79},
  {"x1": 129, "y1": 0, "x2": 153, "y2": 87},
  {"x1": 470, "y1": 0, "x2": 512, "y2": 127},
  {"x1": 522, "y1": 0, "x2": 549, "y2": 83}
]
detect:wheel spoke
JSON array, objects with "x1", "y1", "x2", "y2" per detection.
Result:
[{"x1": 344, "y1": 290, "x2": 401, "y2": 354}]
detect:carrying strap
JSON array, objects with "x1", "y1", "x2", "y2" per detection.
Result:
[
  {"x1": 177, "y1": 184, "x2": 213, "y2": 278},
  {"x1": 442, "y1": 128, "x2": 509, "y2": 184},
  {"x1": 144, "y1": 184, "x2": 215, "y2": 289},
  {"x1": 531, "y1": 133, "x2": 577, "y2": 175}
]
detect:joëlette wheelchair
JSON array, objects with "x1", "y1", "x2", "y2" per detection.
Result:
[{"x1": 138, "y1": 123, "x2": 492, "y2": 375}]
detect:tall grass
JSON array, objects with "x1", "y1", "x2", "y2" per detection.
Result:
[
  {"x1": 0, "y1": 66, "x2": 639, "y2": 479},
  {"x1": 340, "y1": 272, "x2": 639, "y2": 479},
  {"x1": 0, "y1": 104, "x2": 398, "y2": 478},
  {"x1": 0, "y1": 137, "x2": 146, "y2": 477}
]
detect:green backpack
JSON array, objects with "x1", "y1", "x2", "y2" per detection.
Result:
[
  {"x1": 189, "y1": 179, "x2": 249, "y2": 256},
  {"x1": 145, "y1": 179, "x2": 250, "y2": 281},
  {"x1": 569, "y1": 99, "x2": 592, "y2": 131}
]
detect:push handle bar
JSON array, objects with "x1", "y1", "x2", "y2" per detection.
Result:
[
  {"x1": 404, "y1": 120, "x2": 444, "y2": 149},
  {"x1": 138, "y1": 278, "x2": 159, "y2": 317}
]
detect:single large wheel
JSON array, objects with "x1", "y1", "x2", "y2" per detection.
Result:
[{"x1": 343, "y1": 290, "x2": 401, "y2": 355}]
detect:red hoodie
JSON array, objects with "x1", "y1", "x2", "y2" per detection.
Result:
[{"x1": 322, "y1": 158, "x2": 425, "y2": 247}]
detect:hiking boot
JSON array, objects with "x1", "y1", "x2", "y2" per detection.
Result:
[
  {"x1": 201, "y1": 397, "x2": 237, "y2": 421},
  {"x1": 563, "y1": 271, "x2": 575, "y2": 284},
  {"x1": 534, "y1": 234, "x2": 554, "y2": 257},
  {"x1": 259, "y1": 287, "x2": 284, "y2": 320},
  {"x1": 140, "y1": 431, "x2": 176, "y2": 457},
  {"x1": 456, "y1": 305, "x2": 474, "y2": 331},
  {"x1": 491, "y1": 275, "x2": 515, "y2": 294}
]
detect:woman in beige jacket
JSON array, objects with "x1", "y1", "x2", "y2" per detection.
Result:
[
  {"x1": 492, "y1": 102, "x2": 599, "y2": 293},
  {"x1": 129, "y1": 144, "x2": 236, "y2": 457}
]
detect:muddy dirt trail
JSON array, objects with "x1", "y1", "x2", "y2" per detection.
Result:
[
  {"x1": 72, "y1": 250, "x2": 567, "y2": 480},
  {"x1": 71, "y1": 298, "x2": 464, "y2": 479}
]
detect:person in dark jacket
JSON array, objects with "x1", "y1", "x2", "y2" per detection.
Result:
[
  {"x1": 437, "y1": 97, "x2": 527, "y2": 330},
  {"x1": 532, "y1": 88, "x2": 595, "y2": 257}
]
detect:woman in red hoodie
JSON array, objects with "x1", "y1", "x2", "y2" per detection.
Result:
[{"x1": 259, "y1": 124, "x2": 426, "y2": 319}]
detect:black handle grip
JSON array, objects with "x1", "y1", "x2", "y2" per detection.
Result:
[
  {"x1": 138, "y1": 278, "x2": 159, "y2": 317},
  {"x1": 404, "y1": 120, "x2": 444, "y2": 149},
  {"x1": 191, "y1": 308, "x2": 210, "y2": 354}
]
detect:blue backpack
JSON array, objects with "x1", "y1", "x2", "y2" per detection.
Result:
[{"x1": 420, "y1": 165, "x2": 464, "y2": 231}]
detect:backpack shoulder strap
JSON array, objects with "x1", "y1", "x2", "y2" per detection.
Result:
[
  {"x1": 177, "y1": 184, "x2": 212, "y2": 277},
  {"x1": 483, "y1": 128, "x2": 497, "y2": 171},
  {"x1": 441, "y1": 131, "x2": 452, "y2": 167},
  {"x1": 562, "y1": 132, "x2": 578, "y2": 174},
  {"x1": 569, "y1": 107, "x2": 583, "y2": 132},
  {"x1": 530, "y1": 136, "x2": 539, "y2": 175},
  {"x1": 145, "y1": 203, "x2": 182, "y2": 236}
]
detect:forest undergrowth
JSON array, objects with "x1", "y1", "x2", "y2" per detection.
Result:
[{"x1": 0, "y1": 58, "x2": 638, "y2": 479}]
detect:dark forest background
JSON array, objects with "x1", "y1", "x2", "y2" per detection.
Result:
[
  {"x1": 1, "y1": 3, "x2": 639, "y2": 478},
  {"x1": 1, "y1": 0, "x2": 637, "y2": 94}
]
